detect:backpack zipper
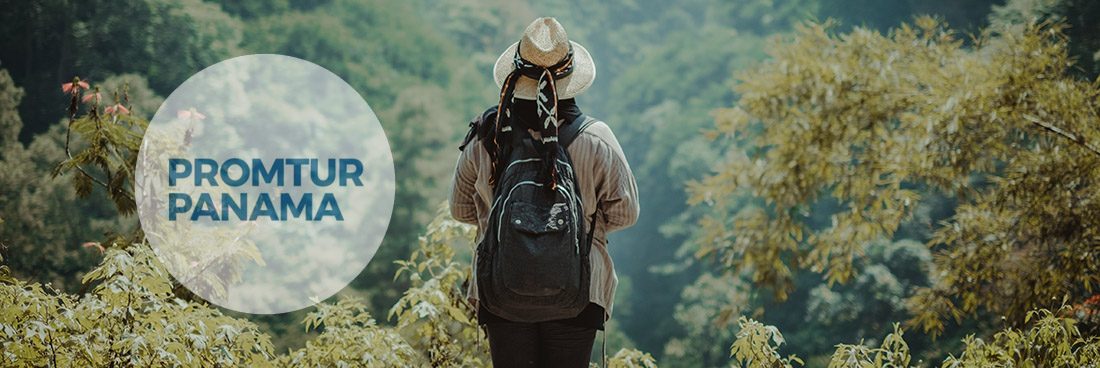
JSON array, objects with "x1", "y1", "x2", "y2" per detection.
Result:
[{"x1": 495, "y1": 180, "x2": 580, "y2": 254}]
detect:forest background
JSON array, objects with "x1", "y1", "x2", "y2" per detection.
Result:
[{"x1": 1, "y1": 0, "x2": 1099, "y2": 366}]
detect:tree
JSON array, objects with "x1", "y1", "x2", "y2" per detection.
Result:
[
  {"x1": 788, "y1": 239, "x2": 937, "y2": 361},
  {"x1": 0, "y1": 0, "x2": 242, "y2": 141},
  {"x1": 568, "y1": 0, "x2": 812, "y2": 354},
  {"x1": 0, "y1": 69, "x2": 22, "y2": 146},
  {"x1": 0, "y1": 70, "x2": 132, "y2": 292},
  {"x1": 662, "y1": 273, "x2": 750, "y2": 367},
  {"x1": 691, "y1": 17, "x2": 1100, "y2": 337},
  {"x1": 989, "y1": 0, "x2": 1100, "y2": 79},
  {"x1": 239, "y1": 0, "x2": 496, "y2": 314}
]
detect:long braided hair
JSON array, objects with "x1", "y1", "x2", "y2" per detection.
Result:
[{"x1": 485, "y1": 41, "x2": 575, "y2": 190}]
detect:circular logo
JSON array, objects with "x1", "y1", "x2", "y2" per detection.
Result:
[{"x1": 135, "y1": 54, "x2": 395, "y2": 314}]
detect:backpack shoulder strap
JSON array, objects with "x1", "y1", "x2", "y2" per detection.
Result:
[
  {"x1": 458, "y1": 106, "x2": 499, "y2": 151},
  {"x1": 559, "y1": 115, "x2": 598, "y2": 148}
]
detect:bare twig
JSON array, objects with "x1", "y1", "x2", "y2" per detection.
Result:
[
  {"x1": 1023, "y1": 114, "x2": 1100, "y2": 158},
  {"x1": 47, "y1": 329, "x2": 58, "y2": 367}
]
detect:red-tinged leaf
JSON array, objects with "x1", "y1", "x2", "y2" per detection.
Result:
[
  {"x1": 62, "y1": 82, "x2": 74, "y2": 93},
  {"x1": 77, "y1": 81, "x2": 89, "y2": 89},
  {"x1": 177, "y1": 110, "x2": 192, "y2": 119},
  {"x1": 117, "y1": 105, "x2": 130, "y2": 115},
  {"x1": 81, "y1": 242, "x2": 105, "y2": 253},
  {"x1": 105, "y1": 105, "x2": 116, "y2": 114},
  {"x1": 82, "y1": 92, "x2": 101, "y2": 103}
]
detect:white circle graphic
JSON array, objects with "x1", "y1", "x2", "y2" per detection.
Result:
[{"x1": 135, "y1": 54, "x2": 395, "y2": 314}]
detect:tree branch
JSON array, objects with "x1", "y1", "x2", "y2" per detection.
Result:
[
  {"x1": 1023, "y1": 114, "x2": 1100, "y2": 158},
  {"x1": 64, "y1": 106, "x2": 136, "y2": 203}
]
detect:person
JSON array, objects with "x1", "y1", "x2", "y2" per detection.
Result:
[{"x1": 449, "y1": 17, "x2": 639, "y2": 367}]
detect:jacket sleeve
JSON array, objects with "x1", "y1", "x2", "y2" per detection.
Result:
[
  {"x1": 592, "y1": 130, "x2": 640, "y2": 233},
  {"x1": 449, "y1": 139, "x2": 480, "y2": 225}
]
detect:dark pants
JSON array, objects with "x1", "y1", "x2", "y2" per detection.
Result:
[{"x1": 485, "y1": 320, "x2": 597, "y2": 368}]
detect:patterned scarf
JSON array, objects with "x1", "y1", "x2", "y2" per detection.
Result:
[{"x1": 487, "y1": 41, "x2": 575, "y2": 190}]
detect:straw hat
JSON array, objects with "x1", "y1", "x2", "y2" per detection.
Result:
[{"x1": 493, "y1": 17, "x2": 596, "y2": 100}]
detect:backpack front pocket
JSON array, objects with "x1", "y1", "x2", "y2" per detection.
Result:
[{"x1": 498, "y1": 200, "x2": 579, "y2": 297}]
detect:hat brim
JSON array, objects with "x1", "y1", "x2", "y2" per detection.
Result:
[{"x1": 493, "y1": 41, "x2": 596, "y2": 100}]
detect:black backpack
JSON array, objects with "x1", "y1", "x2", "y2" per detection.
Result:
[{"x1": 460, "y1": 106, "x2": 598, "y2": 322}]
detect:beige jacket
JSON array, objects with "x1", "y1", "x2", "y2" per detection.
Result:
[{"x1": 448, "y1": 119, "x2": 639, "y2": 320}]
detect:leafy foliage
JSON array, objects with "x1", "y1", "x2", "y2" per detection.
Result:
[
  {"x1": 0, "y1": 0, "x2": 241, "y2": 141},
  {"x1": 53, "y1": 76, "x2": 145, "y2": 216},
  {"x1": 238, "y1": 0, "x2": 497, "y2": 315},
  {"x1": 692, "y1": 17, "x2": 1100, "y2": 336},
  {"x1": 730, "y1": 316, "x2": 803, "y2": 368},
  {"x1": 795, "y1": 239, "x2": 934, "y2": 357},
  {"x1": 990, "y1": 0, "x2": 1100, "y2": 79},
  {"x1": 583, "y1": 0, "x2": 812, "y2": 354},
  {"x1": 827, "y1": 324, "x2": 911, "y2": 368},
  {"x1": 279, "y1": 298, "x2": 418, "y2": 367},
  {"x1": 942, "y1": 309, "x2": 1100, "y2": 367},
  {"x1": 9, "y1": 243, "x2": 1095, "y2": 367},
  {"x1": 0, "y1": 204, "x2": 470, "y2": 367},
  {"x1": 1, "y1": 244, "x2": 276, "y2": 367},
  {"x1": 662, "y1": 273, "x2": 748, "y2": 367},
  {"x1": 604, "y1": 348, "x2": 660, "y2": 368},
  {"x1": 0, "y1": 69, "x2": 22, "y2": 146},
  {"x1": 726, "y1": 309, "x2": 1100, "y2": 367},
  {"x1": 3, "y1": 79, "x2": 493, "y2": 363},
  {"x1": 389, "y1": 206, "x2": 490, "y2": 367},
  {"x1": 0, "y1": 70, "x2": 132, "y2": 292}
]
